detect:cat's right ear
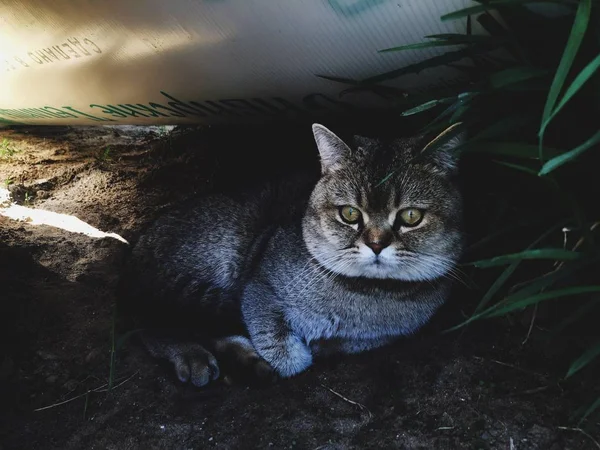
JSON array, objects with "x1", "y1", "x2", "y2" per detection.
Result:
[{"x1": 312, "y1": 124, "x2": 351, "y2": 174}]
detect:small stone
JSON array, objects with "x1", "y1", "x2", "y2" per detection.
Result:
[{"x1": 46, "y1": 375, "x2": 58, "y2": 384}]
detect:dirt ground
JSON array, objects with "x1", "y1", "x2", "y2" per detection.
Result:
[{"x1": 0, "y1": 123, "x2": 598, "y2": 450}]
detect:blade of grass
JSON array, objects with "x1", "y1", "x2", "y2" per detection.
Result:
[
  {"x1": 315, "y1": 75, "x2": 361, "y2": 85},
  {"x1": 380, "y1": 34, "x2": 501, "y2": 53},
  {"x1": 540, "y1": 52, "x2": 600, "y2": 136},
  {"x1": 379, "y1": 41, "x2": 467, "y2": 52},
  {"x1": 364, "y1": 43, "x2": 503, "y2": 84},
  {"x1": 539, "y1": 129, "x2": 600, "y2": 175},
  {"x1": 442, "y1": 0, "x2": 578, "y2": 22},
  {"x1": 400, "y1": 97, "x2": 455, "y2": 116},
  {"x1": 83, "y1": 392, "x2": 90, "y2": 420},
  {"x1": 464, "y1": 248, "x2": 582, "y2": 268},
  {"x1": 579, "y1": 396, "x2": 600, "y2": 424},
  {"x1": 449, "y1": 103, "x2": 471, "y2": 124},
  {"x1": 483, "y1": 285, "x2": 600, "y2": 318},
  {"x1": 424, "y1": 34, "x2": 488, "y2": 41},
  {"x1": 506, "y1": 253, "x2": 600, "y2": 301},
  {"x1": 566, "y1": 338, "x2": 600, "y2": 378},
  {"x1": 109, "y1": 305, "x2": 117, "y2": 390},
  {"x1": 539, "y1": 0, "x2": 592, "y2": 159},
  {"x1": 378, "y1": 122, "x2": 465, "y2": 186},
  {"x1": 461, "y1": 220, "x2": 567, "y2": 318}
]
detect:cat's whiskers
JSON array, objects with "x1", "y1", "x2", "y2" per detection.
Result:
[
  {"x1": 295, "y1": 257, "x2": 353, "y2": 300},
  {"x1": 294, "y1": 262, "x2": 335, "y2": 300},
  {"x1": 418, "y1": 256, "x2": 469, "y2": 287},
  {"x1": 283, "y1": 252, "x2": 345, "y2": 294}
]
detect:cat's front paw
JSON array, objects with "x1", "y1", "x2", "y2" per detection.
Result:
[
  {"x1": 167, "y1": 343, "x2": 220, "y2": 387},
  {"x1": 256, "y1": 334, "x2": 313, "y2": 378},
  {"x1": 212, "y1": 335, "x2": 277, "y2": 386}
]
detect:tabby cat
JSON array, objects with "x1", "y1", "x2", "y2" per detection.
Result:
[{"x1": 123, "y1": 124, "x2": 464, "y2": 386}]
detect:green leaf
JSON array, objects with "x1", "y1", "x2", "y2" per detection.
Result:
[
  {"x1": 539, "y1": 130, "x2": 600, "y2": 175},
  {"x1": 315, "y1": 75, "x2": 361, "y2": 85},
  {"x1": 465, "y1": 248, "x2": 582, "y2": 268},
  {"x1": 474, "y1": 263, "x2": 521, "y2": 315},
  {"x1": 461, "y1": 221, "x2": 569, "y2": 320},
  {"x1": 540, "y1": 0, "x2": 592, "y2": 159},
  {"x1": 506, "y1": 253, "x2": 600, "y2": 302},
  {"x1": 400, "y1": 98, "x2": 454, "y2": 116},
  {"x1": 379, "y1": 41, "x2": 465, "y2": 52},
  {"x1": 380, "y1": 34, "x2": 500, "y2": 53},
  {"x1": 424, "y1": 34, "x2": 493, "y2": 42},
  {"x1": 566, "y1": 338, "x2": 600, "y2": 378},
  {"x1": 442, "y1": 0, "x2": 578, "y2": 22},
  {"x1": 540, "y1": 52, "x2": 600, "y2": 136},
  {"x1": 364, "y1": 43, "x2": 502, "y2": 84},
  {"x1": 489, "y1": 67, "x2": 549, "y2": 89},
  {"x1": 449, "y1": 103, "x2": 471, "y2": 123},
  {"x1": 579, "y1": 395, "x2": 600, "y2": 424},
  {"x1": 484, "y1": 285, "x2": 600, "y2": 318}
]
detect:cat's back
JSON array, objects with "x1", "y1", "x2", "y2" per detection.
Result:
[{"x1": 128, "y1": 171, "x2": 317, "y2": 303}]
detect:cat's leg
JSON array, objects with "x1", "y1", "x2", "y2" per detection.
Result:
[
  {"x1": 242, "y1": 284, "x2": 313, "y2": 378},
  {"x1": 211, "y1": 335, "x2": 276, "y2": 384},
  {"x1": 140, "y1": 332, "x2": 220, "y2": 387}
]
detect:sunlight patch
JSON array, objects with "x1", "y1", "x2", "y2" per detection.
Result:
[{"x1": 0, "y1": 187, "x2": 129, "y2": 244}]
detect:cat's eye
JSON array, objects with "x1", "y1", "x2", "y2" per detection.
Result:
[
  {"x1": 339, "y1": 205, "x2": 362, "y2": 224},
  {"x1": 398, "y1": 208, "x2": 423, "y2": 227}
]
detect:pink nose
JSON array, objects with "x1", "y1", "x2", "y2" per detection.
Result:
[{"x1": 366, "y1": 242, "x2": 385, "y2": 255}]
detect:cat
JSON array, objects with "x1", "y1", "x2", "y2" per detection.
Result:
[{"x1": 121, "y1": 123, "x2": 465, "y2": 387}]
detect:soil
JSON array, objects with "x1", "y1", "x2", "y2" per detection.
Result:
[{"x1": 0, "y1": 123, "x2": 598, "y2": 450}]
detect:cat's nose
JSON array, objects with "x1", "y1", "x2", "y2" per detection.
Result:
[
  {"x1": 366, "y1": 242, "x2": 386, "y2": 255},
  {"x1": 364, "y1": 228, "x2": 393, "y2": 256}
]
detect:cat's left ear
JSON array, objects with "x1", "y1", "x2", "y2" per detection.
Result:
[
  {"x1": 422, "y1": 123, "x2": 466, "y2": 175},
  {"x1": 312, "y1": 124, "x2": 352, "y2": 174}
]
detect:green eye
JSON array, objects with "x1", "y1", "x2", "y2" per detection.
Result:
[
  {"x1": 399, "y1": 208, "x2": 423, "y2": 227},
  {"x1": 339, "y1": 205, "x2": 362, "y2": 224}
]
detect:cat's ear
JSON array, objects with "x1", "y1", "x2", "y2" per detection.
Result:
[
  {"x1": 312, "y1": 124, "x2": 352, "y2": 173},
  {"x1": 422, "y1": 123, "x2": 466, "y2": 174}
]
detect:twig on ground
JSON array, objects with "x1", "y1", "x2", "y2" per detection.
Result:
[
  {"x1": 522, "y1": 303, "x2": 538, "y2": 345},
  {"x1": 473, "y1": 355, "x2": 545, "y2": 378},
  {"x1": 321, "y1": 384, "x2": 372, "y2": 419},
  {"x1": 34, "y1": 371, "x2": 139, "y2": 412}
]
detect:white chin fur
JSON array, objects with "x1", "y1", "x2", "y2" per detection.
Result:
[{"x1": 313, "y1": 250, "x2": 449, "y2": 281}]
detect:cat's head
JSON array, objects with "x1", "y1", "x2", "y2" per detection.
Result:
[{"x1": 302, "y1": 123, "x2": 464, "y2": 282}]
